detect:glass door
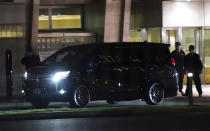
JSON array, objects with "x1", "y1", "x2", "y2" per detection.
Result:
[
  {"x1": 165, "y1": 30, "x2": 177, "y2": 52},
  {"x1": 204, "y1": 30, "x2": 210, "y2": 83},
  {"x1": 182, "y1": 29, "x2": 196, "y2": 53}
]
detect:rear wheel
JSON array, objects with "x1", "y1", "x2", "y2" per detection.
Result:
[
  {"x1": 69, "y1": 85, "x2": 90, "y2": 108},
  {"x1": 145, "y1": 82, "x2": 164, "y2": 105}
]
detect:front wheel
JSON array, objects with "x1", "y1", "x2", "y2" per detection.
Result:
[
  {"x1": 69, "y1": 85, "x2": 90, "y2": 108},
  {"x1": 145, "y1": 82, "x2": 164, "y2": 105}
]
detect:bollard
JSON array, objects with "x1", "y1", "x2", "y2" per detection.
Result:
[
  {"x1": 187, "y1": 72, "x2": 193, "y2": 105},
  {"x1": 5, "y1": 49, "x2": 13, "y2": 99}
]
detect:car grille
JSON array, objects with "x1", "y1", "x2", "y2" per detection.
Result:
[
  {"x1": 26, "y1": 79, "x2": 39, "y2": 88},
  {"x1": 26, "y1": 74, "x2": 54, "y2": 89}
]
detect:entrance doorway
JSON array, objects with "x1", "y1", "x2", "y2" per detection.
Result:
[
  {"x1": 164, "y1": 27, "x2": 206, "y2": 83},
  {"x1": 165, "y1": 29, "x2": 177, "y2": 52}
]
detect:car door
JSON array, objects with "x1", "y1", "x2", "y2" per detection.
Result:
[
  {"x1": 113, "y1": 46, "x2": 142, "y2": 93},
  {"x1": 95, "y1": 45, "x2": 116, "y2": 98}
]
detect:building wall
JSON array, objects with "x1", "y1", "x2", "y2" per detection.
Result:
[
  {"x1": 130, "y1": 2, "x2": 143, "y2": 29},
  {"x1": 84, "y1": 0, "x2": 105, "y2": 42},
  {"x1": 130, "y1": 0, "x2": 162, "y2": 29},
  {"x1": 163, "y1": 1, "x2": 204, "y2": 27},
  {"x1": 0, "y1": 39, "x2": 25, "y2": 97},
  {"x1": 162, "y1": 0, "x2": 210, "y2": 27},
  {"x1": 142, "y1": 0, "x2": 162, "y2": 28},
  {"x1": 0, "y1": 4, "x2": 25, "y2": 97},
  {"x1": 0, "y1": 4, "x2": 25, "y2": 24}
]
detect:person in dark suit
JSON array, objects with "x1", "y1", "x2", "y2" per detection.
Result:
[
  {"x1": 21, "y1": 50, "x2": 40, "y2": 71},
  {"x1": 184, "y1": 45, "x2": 203, "y2": 97},
  {"x1": 171, "y1": 42, "x2": 185, "y2": 95}
]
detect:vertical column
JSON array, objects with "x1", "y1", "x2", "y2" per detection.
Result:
[
  {"x1": 104, "y1": 0, "x2": 122, "y2": 42},
  {"x1": 201, "y1": 26, "x2": 205, "y2": 84},
  {"x1": 25, "y1": 0, "x2": 33, "y2": 50},
  {"x1": 25, "y1": 0, "x2": 40, "y2": 51},
  {"x1": 195, "y1": 29, "x2": 200, "y2": 54},
  {"x1": 141, "y1": 28, "x2": 147, "y2": 42},
  {"x1": 122, "y1": 0, "x2": 131, "y2": 42},
  {"x1": 104, "y1": 0, "x2": 131, "y2": 42},
  {"x1": 31, "y1": 0, "x2": 40, "y2": 51},
  {"x1": 161, "y1": 27, "x2": 167, "y2": 43},
  {"x1": 177, "y1": 27, "x2": 182, "y2": 44}
]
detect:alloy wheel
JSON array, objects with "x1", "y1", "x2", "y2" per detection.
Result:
[
  {"x1": 149, "y1": 83, "x2": 164, "y2": 104},
  {"x1": 73, "y1": 86, "x2": 90, "y2": 107}
]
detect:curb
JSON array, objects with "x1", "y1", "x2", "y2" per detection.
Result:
[{"x1": 1, "y1": 105, "x2": 210, "y2": 121}]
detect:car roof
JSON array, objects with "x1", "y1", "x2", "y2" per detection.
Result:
[{"x1": 61, "y1": 42, "x2": 170, "y2": 50}]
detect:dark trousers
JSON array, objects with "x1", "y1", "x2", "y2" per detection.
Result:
[
  {"x1": 177, "y1": 70, "x2": 184, "y2": 92},
  {"x1": 185, "y1": 72, "x2": 202, "y2": 94}
]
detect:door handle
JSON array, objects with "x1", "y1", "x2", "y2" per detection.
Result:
[{"x1": 113, "y1": 67, "x2": 128, "y2": 71}]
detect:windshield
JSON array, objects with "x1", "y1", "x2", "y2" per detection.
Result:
[{"x1": 42, "y1": 48, "x2": 73, "y2": 65}]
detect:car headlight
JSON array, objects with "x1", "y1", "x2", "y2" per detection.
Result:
[
  {"x1": 24, "y1": 72, "x2": 28, "y2": 78},
  {"x1": 52, "y1": 71, "x2": 70, "y2": 83}
]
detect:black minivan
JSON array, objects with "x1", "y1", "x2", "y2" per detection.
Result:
[{"x1": 22, "y1": 42, "x2": 178, "y2": 108}]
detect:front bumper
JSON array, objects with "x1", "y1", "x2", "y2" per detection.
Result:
[{"x1": 22, "y1": 78, "x2": 70, "y2": 101}]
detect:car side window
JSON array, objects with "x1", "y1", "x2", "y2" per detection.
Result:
[
  {"x1": 153, "y1": 47, "x2": 171, "y2": 65},
  {"x1": 98, "y1": 46, "x2": 115, "y2": 67},
  {"x1": 114, "y1": 47, "x2": 129, "y2": 66},
  {"x1": 127, "y1": 46, "x2": 144, "y2": 66}
]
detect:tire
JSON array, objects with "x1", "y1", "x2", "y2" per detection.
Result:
[
  {"x1": 145, "y1": 82, "x2": 164, "y2": 105},
  {"x1": 106, "y1": 100, "x2": 118, "y2": 104},
  {"x1": 69, "y1": 85, "x2": 90, "y2": 108},
  {"x1": 30, "y1": 98, "x2": 50, "y2": 108}
]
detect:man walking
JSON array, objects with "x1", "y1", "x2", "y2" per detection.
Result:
[
  {"x1": 184, "y1": 45, "x2": 203, "y2": 97},
  {"x1": 171, "y1": 42, "x2": 185, "y2": 95}
]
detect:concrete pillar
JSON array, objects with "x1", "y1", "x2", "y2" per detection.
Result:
[
  {"x1": 161, "y1": 27, "x2": 167, "y2": 43},
  {"x1": 104, "y1": 0, "x2": 122, "y2": 42},
  {"x1": 177, "y1": 27, "x2": 183, "y2": 44},
  {"x1": 122, "y1": 0, "x2": 131, "y2": 42},
  {"x1": 25, "y1": 0, "x2": 33, "y2": 50},
  {"x1": 25, "y1": 0, "x2": 40, "y2": 51},
  {"x1": 201, "y1": 26, "x2": 205, "y2": 84},
  {"x1": 141, "y1": 28, "x2": 147, "y2": 42},
  {"x1": 104, "y1": 0, "x2": 131, "y2": 42},
  {"x1": 31, "y1": 0, "x2": 40, "y2": 51}
]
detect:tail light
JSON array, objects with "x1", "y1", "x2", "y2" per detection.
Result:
[{"x1": 170, "y1": 57, "x2": 175, "y2": 66}]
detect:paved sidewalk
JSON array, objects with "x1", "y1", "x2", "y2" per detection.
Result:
[{"x1": 177, "y1": 85, "x2": 210, "y2": 97}]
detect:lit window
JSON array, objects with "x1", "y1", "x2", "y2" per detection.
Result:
[
  {"x1": 52, "y1": 8, "x2": 81, "y2": 29},
  {"x1": 38, "y1": 6, "x2": 82, "y2": 30},
  {"x1": 0, "y1": 24, "x2": 24, "y2": 38},
  {"x1": 38, "y1": 9, "x2": 49, "y2": 29}
]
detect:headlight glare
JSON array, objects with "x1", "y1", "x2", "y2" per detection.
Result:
[
  {"x1": 187, "y1": 72, "x2": 193, "y2": 77},
  {"x1": 24, "y1": 72, "x2": 28, "y2": 78},
  {"x1": 52, "y1": 71, "x2": 70, "y2": 83}
]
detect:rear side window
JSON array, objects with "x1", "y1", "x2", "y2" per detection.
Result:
[
  {"x1": 127, "y1": 47, "x2": 144, "y2": 66},
  {"x1": 114, "y1": 46, "x2": 146, "y2": 66},
  {"x1": 152, "y1": 46, "x2": 171, "y2": 65},
  {"x1": 98, "y1": 45, "x2": 116, "y2": 66},
  {"x1": 114, "y1": 47, "x2": 128, "y2": 66}
]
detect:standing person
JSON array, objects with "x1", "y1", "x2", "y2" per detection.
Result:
[
  {"x1": 171, "y1": 42, "x2": 185, "y2": 95},
  {"x1": 21, "y1": 49, "x2": 40, "y2": 71},
  {"x1": 184, "y1": 45, "x2": 203, "y2": 97}
]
